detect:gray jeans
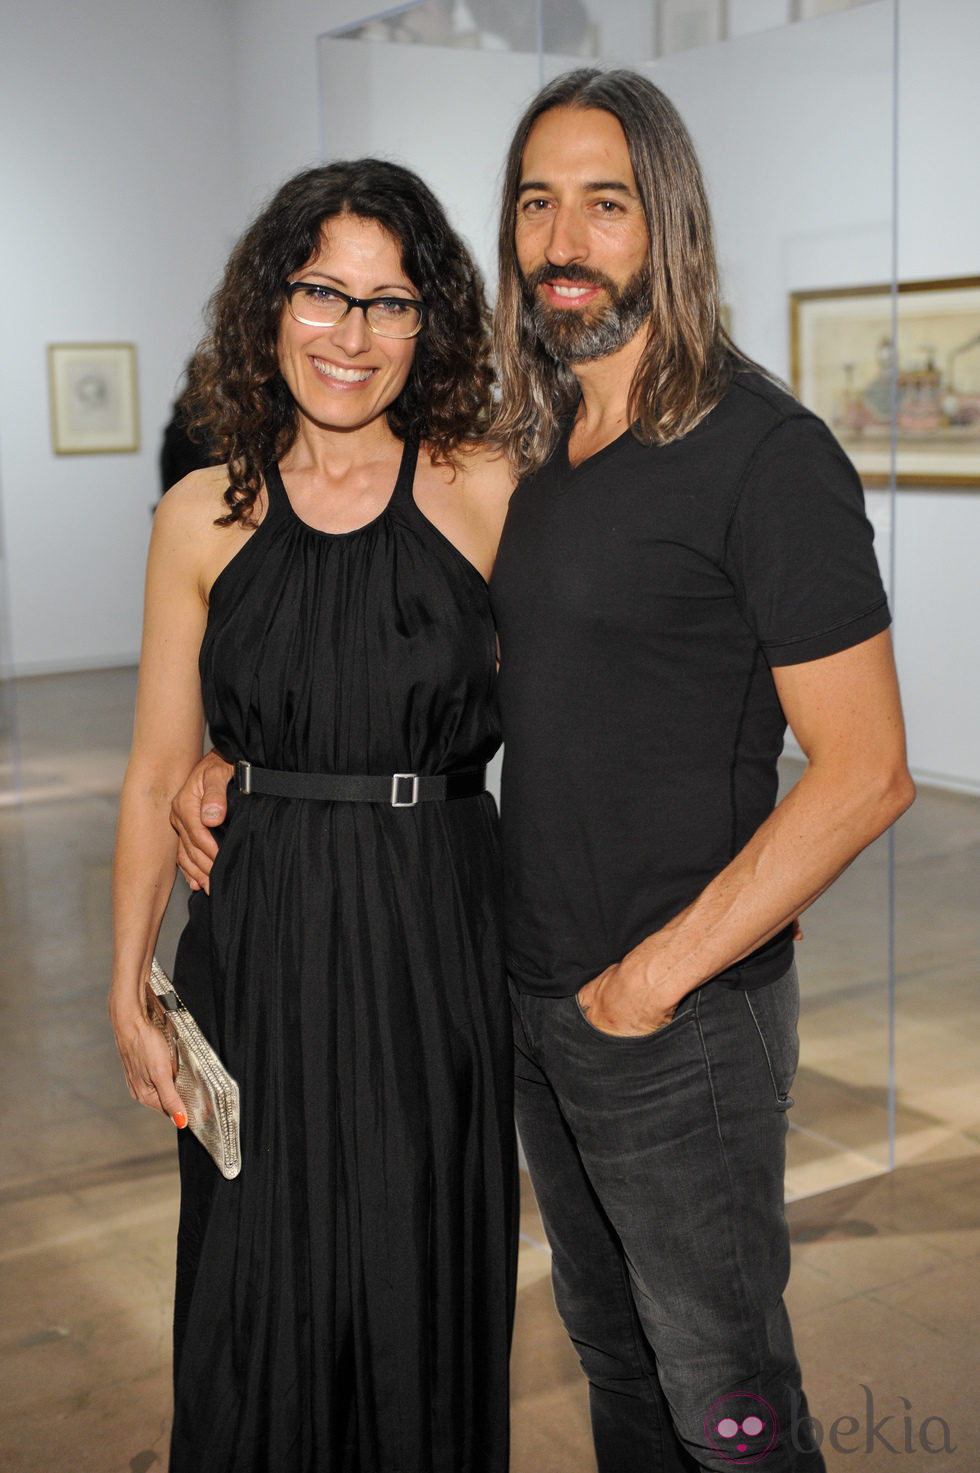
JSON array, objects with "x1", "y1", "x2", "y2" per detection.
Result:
[{"x1": 512, "y1": 963, "x2": 826, "y2": 1472}]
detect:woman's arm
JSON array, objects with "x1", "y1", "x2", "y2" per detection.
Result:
[{"x1": 109, "y1": 474, "x2": 225, "y2": 1122}]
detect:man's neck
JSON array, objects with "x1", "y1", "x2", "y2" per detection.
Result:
[{"x1": 567, "y1": 330, "x2": 647, "y2": 467}]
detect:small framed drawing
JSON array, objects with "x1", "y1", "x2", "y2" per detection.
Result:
[
  {"x1": 790, "y1": 277, "x2": 980, "y2": 488},
  {"x1": 48, "y1": 342, "x2": 139, "y2": 455}
]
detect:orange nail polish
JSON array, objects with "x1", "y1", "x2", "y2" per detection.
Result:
[{"x1": 173, "y1": 1111, "x2": 188, "y2": 1129}]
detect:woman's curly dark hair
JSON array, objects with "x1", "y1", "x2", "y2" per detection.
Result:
[{"x1": 188, "y1": 160, "x2": 495, "y2": 526}]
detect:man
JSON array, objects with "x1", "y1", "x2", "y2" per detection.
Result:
[
  {"x1": 172, "y1": 69, "x2": 913, "y2": 1471},
  {"x1": 486, "y1": 70, "x2": 912, "y2": 1471}
]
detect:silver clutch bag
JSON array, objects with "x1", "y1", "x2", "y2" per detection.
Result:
[{"x1": 149, "y1": 957, "x2": 242, "y2": 1179}]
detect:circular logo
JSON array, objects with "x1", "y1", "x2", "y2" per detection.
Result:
[{"x1": 705, "y1": 1393, "x2": 780, "y2": 1464}]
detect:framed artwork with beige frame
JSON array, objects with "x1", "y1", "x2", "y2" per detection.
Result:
[
  {"x1": 790, "y1": 276, "x2": 980, "y2": 488},
  {"x1": 48, "y1": 342, "x2": 140, "y2": 455}
]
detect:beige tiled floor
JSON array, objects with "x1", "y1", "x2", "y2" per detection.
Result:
[{"x1": 1, "y1": 669, "x2": 977, "y2": 1471}]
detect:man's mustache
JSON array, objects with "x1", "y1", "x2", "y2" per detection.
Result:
[{"x1": 522, "y1": 262, "x2": 617, "y2": 294}]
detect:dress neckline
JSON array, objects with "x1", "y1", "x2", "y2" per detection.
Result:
[{"x1": 264, "y1": 438, "x2": 419, "y2": 539}]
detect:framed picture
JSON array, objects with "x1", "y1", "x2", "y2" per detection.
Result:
[
  {"x1": 47, "y1": 342, "x2": 139, "y2": 455},
  {"x1": 790, "y1": 277, "x2": 980, "y2": 488}
]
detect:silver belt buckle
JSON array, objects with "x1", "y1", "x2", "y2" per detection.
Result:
[
  {"x1": 390, "y1": 772, "x2": 419, "y2": 807},
  {"x1": 235, "y1": 759, "x2": 252, "y2": 795}
]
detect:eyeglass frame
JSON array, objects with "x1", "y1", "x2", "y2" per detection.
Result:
[{"x1": 284, "y1": 281, "x2": 427, "y2": 339}]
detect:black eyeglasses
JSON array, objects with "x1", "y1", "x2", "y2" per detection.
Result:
[{"x1": 285, "y1": 281, "x2": 426, "y2": 339}]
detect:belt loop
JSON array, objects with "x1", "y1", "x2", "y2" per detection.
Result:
[
  {"x1": 235, "y1": 759, "x2": 252, "y2": 795},
  {"x1": 390, "y1": 773, "x2": 419, "y2": 807}
]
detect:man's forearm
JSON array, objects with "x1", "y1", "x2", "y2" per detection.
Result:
[
  {"x1": 665, "y1": 758, "x2": 905, "y2": 974},
  {"x1": 585, "y1": 749, "x2": 914, "y2": 1035}
]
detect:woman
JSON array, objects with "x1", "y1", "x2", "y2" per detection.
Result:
[{"x1": 110, "y1": 161, "x2": 516, "y2": 1473}]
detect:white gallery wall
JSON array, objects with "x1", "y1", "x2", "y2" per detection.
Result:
[
  {"x1": 0, "y1": 0, "x2": 976, "y2": 791},
  {"x1": 892, "y1": 0, "x2": 980, "y2": 791},
  {"x1": 0, "y1": 0, "x2": 240, "y2": 674}
]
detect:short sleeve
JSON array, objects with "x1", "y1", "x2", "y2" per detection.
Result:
[{"x1": 723, "y1": 413, "x2": 890, "y2": 667}]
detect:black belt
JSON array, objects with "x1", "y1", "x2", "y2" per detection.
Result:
[{"x1": 233, "y1": 760, "x2": 486, "y2": 808}]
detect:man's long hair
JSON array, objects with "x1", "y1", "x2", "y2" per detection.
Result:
[
  {"x1": 492, "y1": 69, "x2": 736, "y2": 479},
  {"x1": 188, "y1": 160, "x2": 494, "y2": 526}
]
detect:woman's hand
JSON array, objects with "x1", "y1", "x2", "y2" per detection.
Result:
[
  {"x1": 111, "y1": 997, "x2": 188, "y2": 1126},
  {"x1": 170, "y1": 750, "x2": 234, "y2": 893}
]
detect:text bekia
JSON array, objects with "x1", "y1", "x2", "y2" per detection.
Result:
[{"x1": 789, "y1": 1385, "x2": 955, "y2": 1455}]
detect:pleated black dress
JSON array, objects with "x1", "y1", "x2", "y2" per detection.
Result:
[{"x1": 169, "y1": 440, "x2": 516, "y2": 1473}]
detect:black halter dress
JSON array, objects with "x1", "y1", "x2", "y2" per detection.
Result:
[{"x1": 168, "y1": 440, "x2": 516, "y2": 1472}]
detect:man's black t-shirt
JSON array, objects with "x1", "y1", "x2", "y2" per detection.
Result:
[{"x1": 490, "y1": 371, "x2": 890, "y2": 997}]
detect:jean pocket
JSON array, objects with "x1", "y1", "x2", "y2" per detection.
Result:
[
  {"x1": 572, "y1": 986, "x2": 697, "y2": 1046},
  {"x1": 744, "y1": 965, "x2": 800, "y2": 1108}
]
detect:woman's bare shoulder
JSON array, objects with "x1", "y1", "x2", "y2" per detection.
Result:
[
  {"x1": 155, "y1": 464, "x2": 230, "y2": 524},
  {"x1": 150, "y1": 466, "x2": 221, "y2": 538},
  {"x1": 413, "y1": 442, "x2": 515, "y2": 575},
  {"x1": 153, "y1": 465, "x2": 264, "y2": 543},
  {"x1": 150, "y1": 466, "x2": 263, "y2": 601},
  {"x1": 426, "y1": 440, "x2": 515, "y2": 506}
]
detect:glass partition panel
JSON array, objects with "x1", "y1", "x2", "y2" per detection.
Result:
[
  {"x1": 320, "y1": 0, "x2": 900, "y2": 1193},
  {"x1": 0, "y1": 467, "x2": 21, "y2": 805},
  {"x1": 892, "y1": 0, "x2": 980, "y2": 1180}
]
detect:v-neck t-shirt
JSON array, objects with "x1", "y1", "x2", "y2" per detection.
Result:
[{"x1": 490, "y1": 370, "x2": 890, "y2": 996}]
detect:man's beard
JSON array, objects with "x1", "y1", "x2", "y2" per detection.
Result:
[{"x1": 522, "y1": 262, "x2": 651, "y2": 364}]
